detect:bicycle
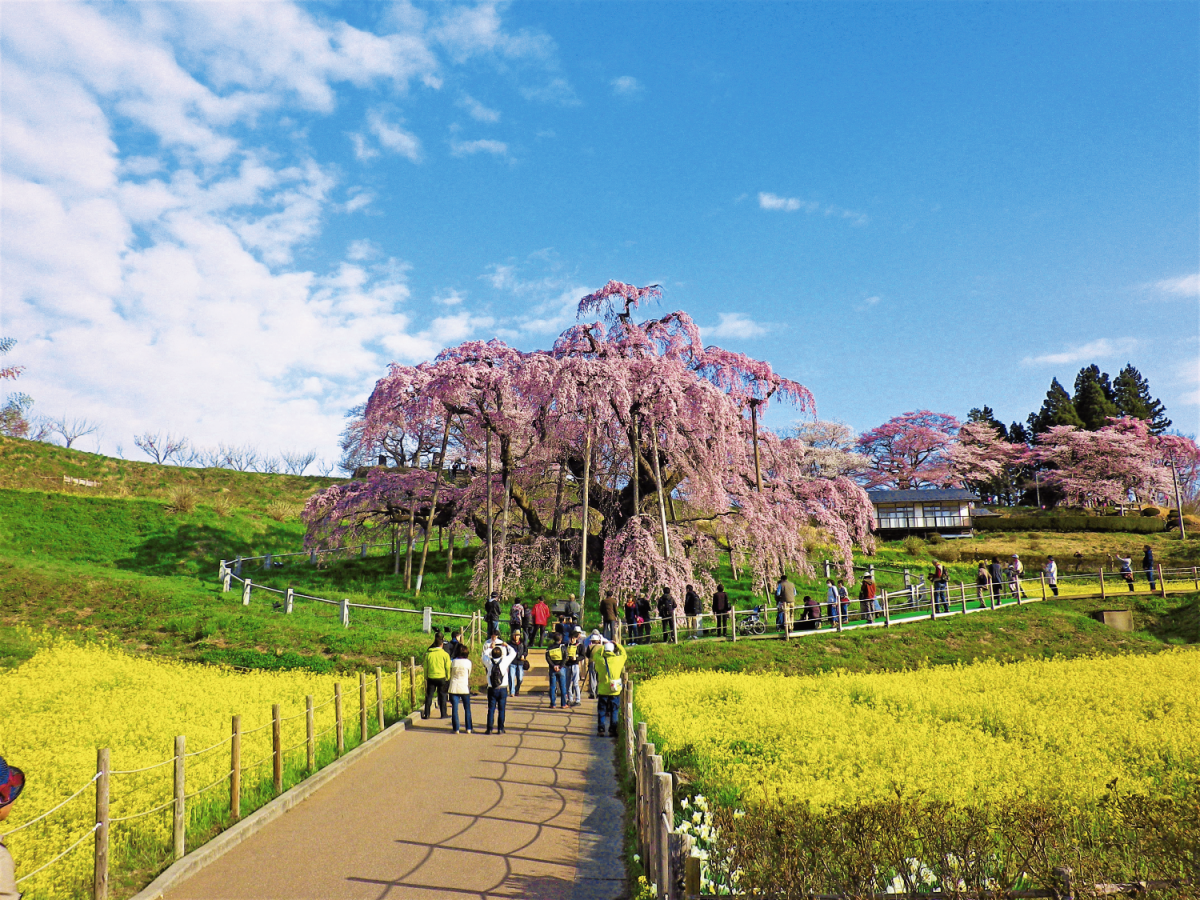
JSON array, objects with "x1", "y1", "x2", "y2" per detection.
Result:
[{"x1": 737, "y1": 606, "x2": 767, "y2": 636}]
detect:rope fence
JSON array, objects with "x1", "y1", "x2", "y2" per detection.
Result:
[{"x1": 1, "y1": 659, "x2": 426, "y2": 900}]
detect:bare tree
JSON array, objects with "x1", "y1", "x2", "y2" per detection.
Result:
[
  {"x1": 52, "y1": 416, "x2": 100, "y2": 449},
  {"x1": 134, "y1": 432, "x2": 190, "y2": 465},
  {"x1": 220, "y1": 444, "x2": 259, "y2": 471},
  {"x1": 281, "y1": 449, "x2": 317, "y2": 475},
  {"x1": 257, "y1": 455, "x2": 281, "y2": 474},
  {"x1": 316, "y1": 458, "x2": 334, "y2": 477}
]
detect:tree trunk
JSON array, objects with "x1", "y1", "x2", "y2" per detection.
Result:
[
  {"x1": 580, "y1": 422, "x2": 593, "y2": 604},
  {"x1": 446, "y1": 523, "x2": 455, "y2": 577},
  {"x1": 651, "y1": 423, "x2": 671, "y2": 559},
  {"x1": 499, "y1": 475, "x2": 512, "y2": 589},
  {"x1": 632, "y1": 414, "x2": 641, "y2": 518},
  {"x1": 393, "y1": 521, "x2": 400, "y2": 576},
  {"x1": 750, "y1": 402, "x2": 763, "y2": 492},
  {"x1": 551, "y1": 461, "x2": 566, "y2": 577},
  {"x1": 415, "y1": 416, "x2": 451, "y2": 596},
  {"x1": 403, "y1": 490, "x2": 417, "y2": 588},
  {"x1": 486, "y1": 430, "x2": 494, "y2": 596}
]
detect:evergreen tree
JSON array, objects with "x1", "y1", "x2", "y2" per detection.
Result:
[
  {"x1": 1072, "y1": 365, "x2": 1118, "y2": 430},
  {"x1": 1112, "y1": 363, "x2": 1171, "y2": 434},
  {"x1": 1028, "y1": 378, "x2": 1084, "y2": 435},
  {"x1": 1007, "y1": 422, "x2": 1030, "y2": 445}
]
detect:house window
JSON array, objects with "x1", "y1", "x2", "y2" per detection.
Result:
[
  {"x1": 876, "y1": 505, "x2": 915, "y2": 529},
  {"x1": 921, "y1": 503, "x2": 967, "y2": 527}
]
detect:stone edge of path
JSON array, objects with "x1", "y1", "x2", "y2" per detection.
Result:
[{"x1": 130, "y1": 712, "x2": 420, "y2": 900}]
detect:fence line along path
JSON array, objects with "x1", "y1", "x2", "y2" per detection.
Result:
[{"x1": 158, "y1": 686, "x2": 625, "y2": 900}]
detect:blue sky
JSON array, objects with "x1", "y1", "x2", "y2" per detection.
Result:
[{"x1": 2, "y1": 1, "x2": 1197, "y2": 467}]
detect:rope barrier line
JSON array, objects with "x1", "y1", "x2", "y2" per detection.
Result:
[
  {"x1": 279, "y1": 709, "x2": 308, "y2": 722},
  {"x1": 184, "y1": 771, "x2": 233, "y2": 801},
  {"x1": 110, "y1": 757, "x2": 177, "y2": 776},
  {"x1": 14, "y1": 823, "x2": 100, "y2": 885},
  {"x1": 184, "y1": 736, "x2": 231, "y2": 758},
  {"x1": 109, "y1": 797, "x2": 176, "y2": 824},
  {"x1": 0, "y1": 774, "x2": 100, "y2": 837},
  {"x1": 242, "y1": 753, "x2": 275, "y2": 771},
  {"x1": 240, "y1": 721, "x2": 273, "y2": 736}
]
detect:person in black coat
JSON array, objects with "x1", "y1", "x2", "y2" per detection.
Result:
[
  {"x1": 1143, "y1": 545, "x2": 1157, "y2": 590},
  {"x1": 988, "y1": 557, "x2": 1004, "y2": 602},
  {"x1": 711, "y1": 584, "x2": 731, "y2": 637},
  {"x1": 657, "y1": 587, "x2": 677, "y2": 643},
  {"x1": 636, "y1": 594, "x2": 652, "y2": 640}
]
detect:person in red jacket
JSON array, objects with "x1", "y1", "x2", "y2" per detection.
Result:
[{"x1": 531, "y1": 597, "x2": 551, "y2": 646}]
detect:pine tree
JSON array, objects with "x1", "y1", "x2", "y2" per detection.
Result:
[
  {"x1": 1112, "y1": 363, "x2": 1171, "y2": 434},
  {"x1": 1072, "y1": 365, "x2": 1119, "y2": 431},
  {"x1": 1028, "y1": 378, "x2": 1084, "y2": 435},
  {"x1": 967, "y1": 405, "x2": 1007, "y2": 438}
]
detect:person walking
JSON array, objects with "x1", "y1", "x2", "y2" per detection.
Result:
[
  {"x1": 712, "y1": 583, "x2": 731, "y2": 638},
  {"x1": 599, "y1": 591, "x2": 620, "y2": 641},
  {"x1": 859, "y1": 575, "x2": 877, "y2": 623},
  {"x1": 564, "y1": 628, "x2": 583, "y2": 706},
  {"x1": 988, "y1": 557, "x2": 1004, "y2": 603},
  {"x1": 1117, "y1": 553, "x2": 1135, "y2": 591},
  {"x1": 583, "y1": 628, "x2": 603, "y2": 698},
  {"x1": 684, "y1": 585, "x2": 700, "y2": 638},
  {"x1": 483, "y1": 643, "x2": 516, "y2": 734},
  {"x1": 531, "y1": 597, "x2": 550, "y2": 647},
  {"x1": 636, "y1": 594, "x2": 652, "y2": 641},
  {"x1": 595, "y1": 641, "x2": 627, "y2": 737},
  {"x1": 0, "y1": 755, "x2": 26, "y2": 900},
  {"x1": 484, "y1": 591, "x2": 503, "y2": 639},
  {"x1": 448, "y1": 645, "x2": 475, "y2": 734},
  {"x1": 509, "y1": 628, "x2": 529, "y2": 697},
  {"x1": 976, "y1": 561, "x2": 992, "y2": 603},
  {"x1": 657, "y1": 587, "x2": 677, "y2": 642},
  {"x1": 623, "y1": 596, "x2": 640, "y2": 644},
  {"x1": 1143, "y1": 545, "x2": 1157, "y2": 591},
  {"x1": 825, "y1": 579, "x2": 839, "y2": 627},
  {"x1": 1009, "y1": 554, "x2": 1026, "y2": 599},
  {"x1": 522, "y1": 601, "x2": 535, "y2": 646},
  {"x1": 1043, "y1": 556, "x2": 1059, "y2": 597},
  {"x1": 509, "y1": 599, "x2": 526, "y2": 642},
  {"x1": 837, "y1": 579, "x2": 850, "y2": 622},
  {"x1": 546, "y1": 637, "x2": 567, "y2": 709},
  {"x1": 422, "y1": 633, "x2": 452, "y2": 719},
  {"x1": 931, "y1": 562, "x2": 949, "y2": 613}
]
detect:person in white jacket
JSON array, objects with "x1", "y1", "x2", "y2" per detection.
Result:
[
  {"x1": 448, "y1": 646, "x2": 475, "y2": 734},
  {"x1": 482, "y1": 643, "x2": 517, "y2": 734}
]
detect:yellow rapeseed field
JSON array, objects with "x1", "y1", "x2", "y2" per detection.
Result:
[
  {"x1": 0, "y1": 642, "x2": 367, "y2": 899},
  {"x1": 637, "y1": 651, "x2": 1200, "y2": 810}
]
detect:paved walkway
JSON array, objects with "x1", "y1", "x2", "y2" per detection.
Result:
[{"x1": 163, "y1": 658, "x2": 625, "y2": 900}]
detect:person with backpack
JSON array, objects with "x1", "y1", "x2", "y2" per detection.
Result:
[
  {"x1": 657, "y1": 587, "x2": 677, "y2": 642},
  {"x1": 583, "y1": 629, "x2": 603, "y2": 698},
  {"x1": 595, "y1": 641, "x2": 627, "y2": 737},
  {"x1": 711, "y1": 583, "x2": 731, "y2": 638},
  {"x1": 0, "y1": 755, "x2": 26, "y2": 900},
  {"x1": 531, "y1": 597, "x2": 550, "y2": 647},
  {"x1": 509, "y1": 599, "x2": 526, "y2": 641},
  {"x1": 599, "y1": 591, "x2": 620, "y2": 641},
  {"x1": 508, "y1": 629, "x2": 529, "y2": 697},
  {"x1": 858, "y1": 576, "x2": 877, "y2": 623},
  {"x1": 546, "y1": 637, "x2": 567, "y2": 709},
  {"x1": 564, "y1": 593, "x2": 582, "y2": 625},
  {"x1": 521, "y1": 601, "x2": 535, "y2": 646},
  {"x1": 484, "y1": 591, "x2": 503, "y2": 639},
  {"x1": 636, "y1": 595, "x2": 652, "y2": 641},
  {"x1": 482, "y1": 643, "x2": 516, "y2": 734},
  {"x1": 931, "y1": 562, "x2": 949, "y2": 613},
  {"x1": 422, "y1": 633, "x2": 452, "y2": 720},
  {"x1": 447, "y1": 645, "x2": 475, "y2": 734},
  {"x1": 1117, "y1": 553, "x2": 1135, "y2": 590}
]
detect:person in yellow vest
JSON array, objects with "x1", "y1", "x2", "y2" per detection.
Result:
[
  {"x1": 595, "y1": 641, "x2": 627, "y2": 737},
  {"x1": 422, "y1": 633, "x2": 452, "y2": 719},
  {"x1": 546, "y1": 639, "x2": 567, "y2": 709},
  {"x1": 564, "y1": 628, "x2": 583, "y2": 706}
]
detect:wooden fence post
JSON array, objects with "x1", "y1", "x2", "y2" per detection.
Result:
[
  {"x1": 730, "y1": 603, "x2": 737, "y2": 641},
  {"x1": 883, "y1": 591, "x2": 891, "y2": 627},
  {"x1": 285, "y1": 587, "x2": 294, "y2": 614},
  {"x1": 657, "y1": 772, "x2": 673, "y2": 900},
  {"x1": 684, "y1": 854, "x2": 701, "y2": 899},
  {"x1": 341, "y1": 599, "x2": 350, "y2": 627},
  {"x1": 1158, "y1": 563, "x2": 1167, "y2": 597},
  {"x1": 94, "y1": 747, "x2": 109, "y2": 900},
  {"x1": 305, "y1": 696, "x2": 315, "y2": 771},
  {"x1": 1193, "y1": 566, "x2": 1198, "y2": 590},
  {"x1": 376, "y1": 666, "x2": 385, "y2": 730},
  {"x1": 230, "y1": 715, "x2": 241, "y2": 821},
  {"x1": 1040, "y1": 574, "x2": 1047, "y2": 601},
  {"x1": 1099, "y1": 569, "x2": 1106, "y2": 601},
  {"x1": 1053, "y1": 866, "x2": 1074, "y2": 900},
  {"x1": 395, "y1": 663, "x2": 403, "y2": 719},
  {"x1": 173, "y1": 735, "x2": 186, "y2": 860},
  {"x1": 272, "y1": 704, "x2": 282, "y2": 794},
  {"x1": 624, "y1": 681, "x2": 635, "y2": 767},
  {"x1": 960, "y1": 582, "x2": 968, "y2": 613},
  {"x1": 335, "y1": 684, "x2": 344, "y2": 757},
  {"x1": 359, "y1": 673, "x2": 368, "y2": 742},
  {"x1": 242, "y1": 578, "x2": 252, "y2": 606},
  {"x1": 409, "y1": 656, "x2": 418, "y2": 709},
  {"x1": 648, "y1": 752, "x2": 663, "y2": 893}
]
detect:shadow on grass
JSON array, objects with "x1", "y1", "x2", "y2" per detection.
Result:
[{"x1": 115, "y1": 522, "x2": 301, "y2": 577}]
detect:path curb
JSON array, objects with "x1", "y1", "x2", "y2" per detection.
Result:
[{"x1": 130, "y1": 712, "x2": 420, "y2": 900}]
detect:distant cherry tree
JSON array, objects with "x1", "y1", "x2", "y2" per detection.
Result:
[
  {"x1": 855, "y1": 410, "x2": 961, "y2": 489},
  {"x1": 1028, "y1": 417, "x2": 1172, "y2": 509}
]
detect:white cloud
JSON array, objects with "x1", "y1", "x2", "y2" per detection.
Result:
[
  {"x1": 347, "y1": 239, "x2": 380, "y2": 261},
  {"x1": 704, "y1": 312, "x2": 767, "y2": 340},
  {"x1": 349, "y1": 132, "x2": 379, "y2": 160},
  {"x1": 521, "y1": 77, "x2": 579, "y2": 106},
  {"x1": 367, "y1": 110, "x2": 422, "y2": 162},
  {"x1": 757, "y1": 191, "x2": 868, "y2": 225},
  {"x1": 1021, "y1": 337, "x2": 1139, "y2": 367},
  {"x1": 436, "y1": 289, "x2": 466, "y2": 306},
  {"x1": 432, "y1": 4, "x2": 555, "y2": 64},
  {"x1": 1155, "y1": 273, "x2": 1200, "y2": 297},
  {"x1": 610, "y1": 75, "x2": 642, "y2": 96},
  {"x1": 457, "y1": 94, "x2": 500, "y2": 123},
  {"x1": 450, "y1": 138, "x2": 508, "y2": 158},
  {"x1": 343, "y1": 189, "x2": 375, "y2": 213},
  {"x1": 863, "y1": 295, "x2": 881, "y2": 306}
]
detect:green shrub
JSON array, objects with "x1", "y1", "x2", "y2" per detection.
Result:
[
  {"x1": 903, "y1": 536, "x2": 924, "y2": 556},
  {"x1": 166, "y1": 485, "x2": 198, "y2": 514},
  {"x1": 977, "y1": 516, "x2": 1165, "y2": 535},
  {"x1": 1142, "y1": 506, "x2": 1166, "y2": 518},
  {"x1": 926, "y1": 532, "x2": 945, "y2": 545}
]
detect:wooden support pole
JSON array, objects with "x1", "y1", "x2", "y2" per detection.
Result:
[
  {"x1": 960, "y1": 582, "x2": 968, "y2": 614},
  {"x1": 684, "y1": 854, "x2": 702, "y2": 900},
  {"x1": 1099, "y1": 569, "x2": 1106, "y2": 600},
  {"x1": 649, "y1": 753, "x2": 663, "y2": 893},
  {"x1": 305, "y1": 695, "x2": 315, "y2": 771},
  {"x1": 285, "y1": 587, "x2": 294, "y2": 614},
  {"x1": 335, "y1": 684, "x2": 344, "y2": 757},
  {"x1": 656, "y1": 771, "x2": 673, "y2": 900},
  {"x1": 396, "y1": 663, "x2": 403, "y2": 719},
  {"x1": 624, "y1": 681, "x2": 636, "y2": 767},
  {"x1": 883, "y1": 591, "x2": 891, "y2": 627},
  {"x1": 1193, "y1": 566, "x2": 1198, "y2": 590},
  {"x1": 230, "y1": 715, "x2": 241, "y2": 821},
  {"x1": 359, "y1": 672, "x2": 368, "y2": 743},
  {"x1": 409, "y1": 656, "x2": 418, "y2": 709},
  {"x1": 272, "y1": 704, "x2": 282, "y2": 794},
  {"x1": 1158, "y1": 563, "x2": 1167, "y2": 597},
  {"x1": 1040, "y1": 573, "x2": 1047, "y2": 600},
  {"x1": 730, "y1": 602, "x2": 737, "y2": 641},
  {"x1": 173, "y1": 735, "x2": 186, "y2": 860},
  {"x1": 94, "y1": 748, "x2": 110, "y2": 900},
  {"x1": 242, "y1": 578, "x2": 252, "y2": 606},
  {"x1": 376, "y1": 666, "x2": 385, "y2": 730}
]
